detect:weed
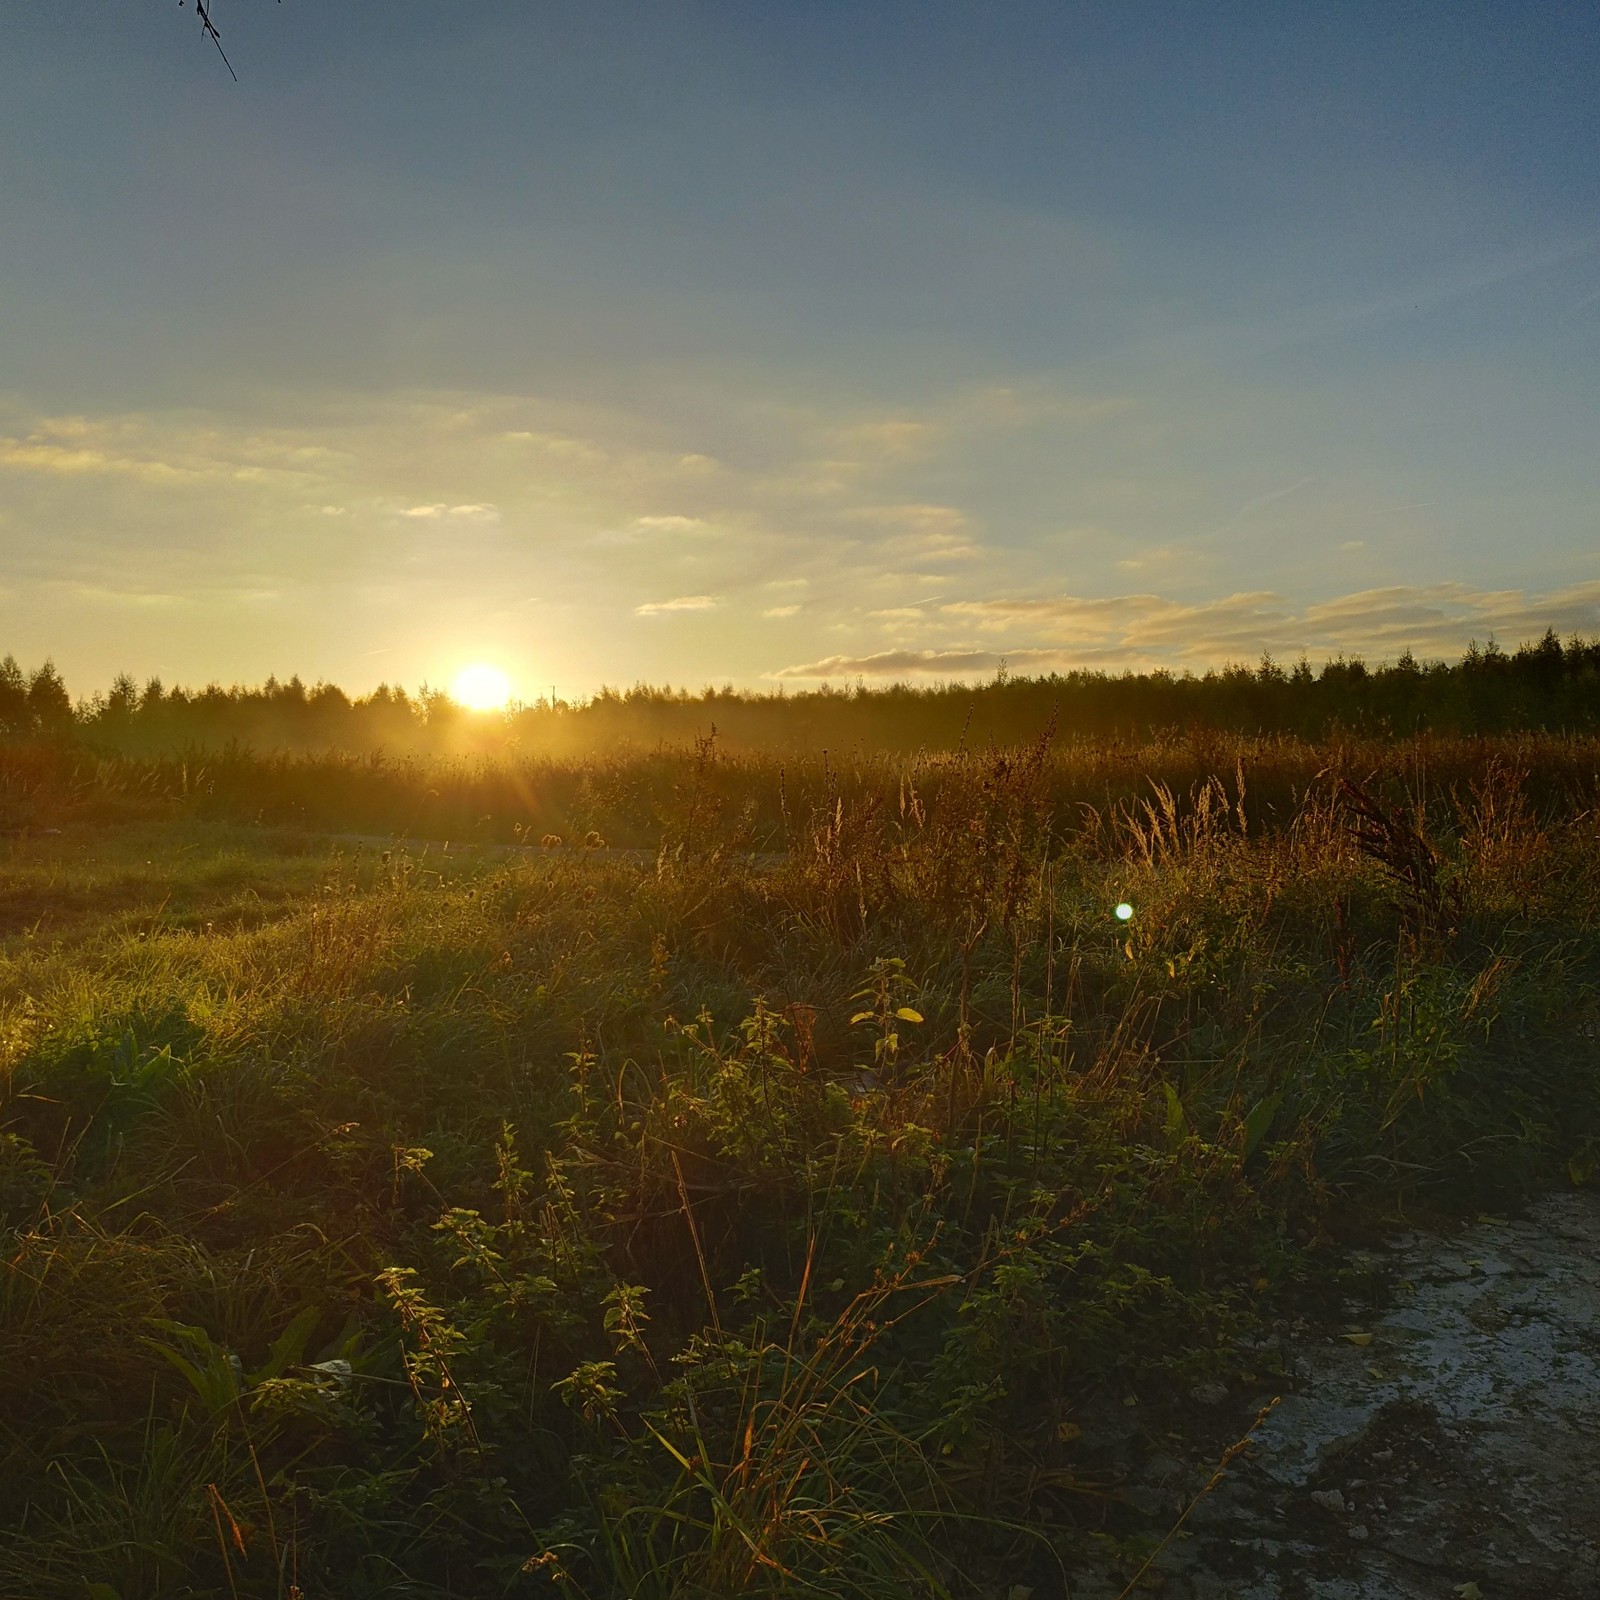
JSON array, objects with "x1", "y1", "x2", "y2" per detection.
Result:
[{"x1": 1, "y1": 733, "x2": 1597, "y2": 1596}]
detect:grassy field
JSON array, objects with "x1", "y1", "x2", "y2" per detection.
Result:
[{"x1": 3, "y1": 733, "x2": 1599, "y2": 1597}]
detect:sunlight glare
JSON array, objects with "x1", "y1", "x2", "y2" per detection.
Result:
[
  {"x1": 452, "y1": 663, "x2": 513, "y2": 712},
  {"x1": 1115, "y1": 902, "x2": 1134, "y2": 921}
]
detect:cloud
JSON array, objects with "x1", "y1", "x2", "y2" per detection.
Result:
[
  {"x1": 0, "y1": 414, "x2": 348, "y2": 491},
  {"x1": 961, "y1": 384, "x2": 1135, "y2": 429},
  {"x1": 833, "y1": 418, "x2": 940, "y2": 462},
  {"x1": 845, "y1": 504, "x2": 983, "y2": 563},
  {"x1": 8, "y1": 385, "x2": 1594, "y2": 701},
  {"x1": 0, "y1": 433, "x2": 203, "y2": 484},
  {"x1": 49, "y1": 583, "x2": 192, "y2": 610},
  {"x1": 944, "y1": 591, "x2": 1292, "y2": 655},
  {"x1": 867, "y1": 605, "x2": 938, "y2": 621},
  {"x1": 775, "y1": 578, "x2": 1600, "y2": 678},
  {"x1": 635, "y1": 594, "x2": 721, "y2": 616},
  {"x1": 501, "y1": 429, "x2": 610, "y2": 468},
  {"x1": 400, "y1": 502, "x2": 500, "y2": 520},
  {"x1": 847, "y1": 503, "x2": 967, "y2": 533},
  {"x1": 777, "y1": 648, "x2": 1020, "y2": 678},
  {"x1": 1116, "y1": 542, "x2": 1205, "y2": 574},
  {"x1": 632, "y1": 514, "x2": 703, "y2": 532}
]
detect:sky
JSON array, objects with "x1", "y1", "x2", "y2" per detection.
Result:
[{"x1": 2, "y1": 1, "x2": 1599, "y2": 700}]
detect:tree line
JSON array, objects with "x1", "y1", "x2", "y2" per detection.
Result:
[{"x1": 4, "y1": 631, "x2": 1600, "y2": 755}]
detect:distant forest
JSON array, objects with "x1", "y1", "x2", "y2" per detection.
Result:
[{"x1": 4, "y1": 632, "x2": 1600, "y2": 755}]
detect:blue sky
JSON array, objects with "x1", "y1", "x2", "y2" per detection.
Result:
[{"x1": 3, "y1": 2, "x2": 1598, "y2": 698}]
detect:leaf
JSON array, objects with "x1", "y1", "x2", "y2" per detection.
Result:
[
  {"x1": 86, "y1": 1586, "x2": 121, "y2": 1600},
  {"x1": 1055, "y1": 1420, "x2": 1082, "y2": 1443},
  {"x1": 1453, "y1": 1585, "x2": 1483, "y2": 1600},
  {"x1": 849, "y1": 1011, "x2": 875, "y2": 1026},
  {"x1": 1342, "y1": 1331, "x2": 1374, "y2": 1347},
  {"x1": 148, "y1": 1341, "x2": 207, "y2": 1394},
  {"x1": 144, "y1": 1332, "x2": 240, "y2": 1414},
  {"x1": 1162, "y1": 1082, "x2": 1188, "y2": 1145},
  {"x1": 250, "y1": 1305, "x2": 322, "y2": 1385},
  {"x1": 1241, "y1": 1089, "x2": 1284, "y2": 1159},
  {"x1": 893, "y1": 1006, "x2": 924, "y2": 1024}
]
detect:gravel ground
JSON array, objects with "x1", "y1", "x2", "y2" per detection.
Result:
[{"x1": 1072, "y1": 1192, "x2": 1600, "y2": 1600}]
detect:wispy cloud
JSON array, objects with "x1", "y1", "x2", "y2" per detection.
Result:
[
  {"x1": 635, "y1": 594, "x2": 721, "y2": 616},
  {"x1": 1214, "y1": 476, "x2": 1315, "y2": 529},
  {"x1": 49, "y1": 582, "x2": 194, "y2": 610},
  {"x1": 1115, "y1": 542, "x2": 1206, "y2": 575},
  {"x1": 632, "y1": 514, "x2": 705, "y2": 533},
  {"x1": 776, "y1": 578, "x2": 1600, "y2": 678},
  {"x1": 834, "y1": 418, "x2": 940, "y2": 461},
  {"x1": 779, "y1": 648, "x2": 1020, "y2": 678},
  {"x1": 0, "y1": 414, "x2": 346, "y2": 490},
  {"x1": 0, "y1": 432, "x2": 204, "y2": 484},
  {"x1": 6, "y1": 382, "x2": 1596, "y2": 701},
  {"x1": 845, "y1": 503, "x2": 983, "y2": 564}
]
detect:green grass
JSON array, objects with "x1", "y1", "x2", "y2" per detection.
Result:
[{"x1": 2, "y1": 738, "x2": 1598, "y2": 1597}]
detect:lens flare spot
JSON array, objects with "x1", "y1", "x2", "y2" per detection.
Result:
[
  {"x1": 1115, "y1": 902, "x2": 1134, "y2": 921},
  {"x1": 452, "y1": 663, "x2": 512, "y2": 711}
]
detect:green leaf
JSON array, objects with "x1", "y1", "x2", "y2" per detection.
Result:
[
  {"x1": 1241, "y1": 1089, "x2": 1284, "y2": 1159},
  {"x1": 893, "y1": 1006, "x2": 924, "y2": 1024},
  {"x1": 849, "y1": 1011, "x2": 876, "y2": 1025},
  {"x1": 250, "y1": 1305, "x2": 322, "y2": 1385},
  {"x1": 143, "y1": 1318, "x2": 241, "y2": 1414},
  {"x1": 1162, "y1": 1082, "x2": 1187, "y2": 1145}
]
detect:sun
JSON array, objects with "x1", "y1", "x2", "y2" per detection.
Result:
[{"x1": 451, "y1": 662, "x2": 513, "y2": 712}]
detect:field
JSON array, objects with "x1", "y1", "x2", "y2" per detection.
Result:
[{"x1": 3, "y1": 731, "x2": 1599, "y2": 1597}]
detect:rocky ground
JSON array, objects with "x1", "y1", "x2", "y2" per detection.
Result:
[{"x1": 1066, "y1": 1192, "x2": 1600, "y2": 1600}]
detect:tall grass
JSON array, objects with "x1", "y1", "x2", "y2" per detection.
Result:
[
  {"x1": 8, "y1": 727, "x2": 1600, "y2": 850},
  {"x1": 1, "y1": 736, "x2": 1597, "y2": 1596}
]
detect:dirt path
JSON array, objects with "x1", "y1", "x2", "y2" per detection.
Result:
[{"x1": 1125, "y1": 1193, "x2": 1600, "y2": 1599}]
